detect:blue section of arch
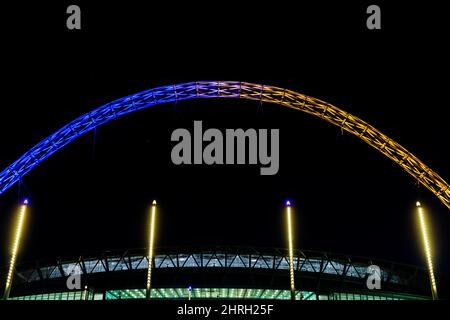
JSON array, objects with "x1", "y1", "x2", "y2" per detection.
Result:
[{"x1": 0, "y1": 81, "x2": 257, "y2": 195}]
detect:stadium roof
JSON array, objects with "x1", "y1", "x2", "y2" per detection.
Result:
[{"x1": 2, "y1": 247, "x2": 431, "y2": 300}]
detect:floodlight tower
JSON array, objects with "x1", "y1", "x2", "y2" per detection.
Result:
[
  {"x1": 3, "y1": 199, "x2": 29, "y2": 300},
  {"x1": 146, "y1": 200, "x2": 157, "y2": 300},
  {"x1": 416, "y1": 201, "x2": 438, "y2": 300},
  {"x1": 285, "y1": 200, "x2": 296, "y2": 300}
]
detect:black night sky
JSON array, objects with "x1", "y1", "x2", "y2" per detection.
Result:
[{"x1": 1, "y1": 0, "x2": 449, "y2": 292}]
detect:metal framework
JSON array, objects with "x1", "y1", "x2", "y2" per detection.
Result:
[
  {"x1": 9, "y1": 247, "x2": 426, "y2": 288},
  {"x1": 0, "y1": 81, "x2": 448, "y2": 209}
]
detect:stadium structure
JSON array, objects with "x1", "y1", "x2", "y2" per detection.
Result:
[
  {"x1": 0, "y1": 81, "x2": 447, "y2": 301},
  {"x1": 1, "y1": 247, "x2": 432, "y2": 300}
]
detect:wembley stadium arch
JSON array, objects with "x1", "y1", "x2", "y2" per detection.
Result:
[
  {"x1": 1, "y1": 81, "x2": 448, "y2": 301},
  {"x1": 0, "y1": 81, "x2": 448, "y2": 209}
]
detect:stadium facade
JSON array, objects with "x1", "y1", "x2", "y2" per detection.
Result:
[{"x1": 1, "y1": 247, "x2": 432, "y2": 301}]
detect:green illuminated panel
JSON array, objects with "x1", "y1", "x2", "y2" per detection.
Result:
[
  {"x1": 10, "y1": 288, "x2": 429, "y2": 301},
  {"x1": 104, "y1": 288, "x2": 316, "y2": 300},
  {"x1": 329, "y1": 291, "x2": 429, "y2": 301},
  {"x1": 9, "y1": 290, "x2": 85, "y2": 301}
]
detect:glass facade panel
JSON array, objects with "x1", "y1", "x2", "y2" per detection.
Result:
[
  {"x1": 275, "y1": 257, "x2": 290, "y2": 270},
  {"x1": 103, "y1": 288, "x2": 317, "y2": 300},
  {"x1": 322, "y1": 262, "x2": 339, "y2": 275},
  {"x1": 329, "y1": 261, "x2": 345, "y2": 275},
  {"x1": 156, "y1": 256, "x2": 176, "y2": 268},
  {"x1": 181, "y1": 255, "x2": 200, "y2": 267},
  {"x1": 130, "y1": 256, "x2": 145, "y2": 269},
  {"x1": 10, "y1": 290, "x2": 85, "y2": 300},
  {"x1": 304, "y1": 259, "x2": 321, "y2": 273},
  {"x1": 61, "y1": 262, "x2": 79, "y2": 277},
  {"x1": 260, "y1": 256, "x2": 274, "y2": 268},
  {"x1": 49, "y1": 267, "x2": 62, "y2": 279},
  {"x1": 203, "y1": 254, "x2": 223, "y2": 267},
  {"x1": 84, "y1": 259, "x2": 105, "y2": 274},
  {"x1": 228, "y1": 256, "x2": 247, "y2": 268},
  {"x1": 108, "y1": 257, "x2": 128, "y2": 271}
]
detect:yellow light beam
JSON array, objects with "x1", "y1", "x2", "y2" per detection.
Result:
[
  {"x1": 286, "y1": 201, "x2": 296, "y2": 300},
  {"x1": 416, "y1": 201, "x2": 438, "y2": 300},
  {"x1": 146, "y1": 200, "x2": 157, "y2": 300},
  {"x1": 3, "y1": 199, "x2": 28, "y2": 300}
]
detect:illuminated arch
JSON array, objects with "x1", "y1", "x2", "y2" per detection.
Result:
[{"x1": 0, "y1": 81, "x2": 449, "y2": 209}]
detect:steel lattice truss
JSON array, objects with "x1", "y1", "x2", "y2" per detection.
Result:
[
  {"x1": 11, "y1": 247, "x2": 421, "y2": 287},
  {"x1": 0, "y1": 81, "x2": 449, "y2": 209}
]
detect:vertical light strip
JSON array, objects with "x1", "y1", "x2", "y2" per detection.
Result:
[
  {"x1": 416, "y1": 201, "x2": 438, "y2": 300},
  {"x1": 3, "y1": 199, "x2": 28, "y2": 300},
  {"x1": 146, "y1": 200, "x2": 157, "y2": 300},
  {"x1": 286, "y1": 201, "x2": 296, "y2": 300}
]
